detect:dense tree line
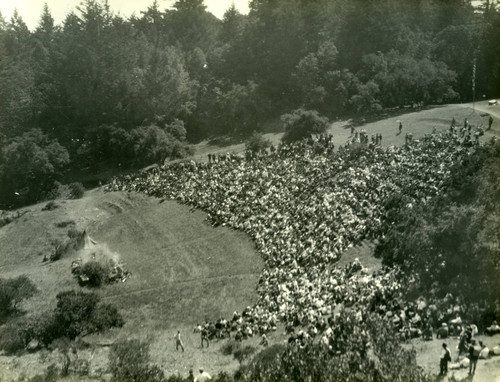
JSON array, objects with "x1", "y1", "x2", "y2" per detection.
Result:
[
  {"x1": 375, "y1": 141, "x2": 500, "y2": 327},
  {"x1": 1, "y1": 0, "x2": 499, "y2": 208}
]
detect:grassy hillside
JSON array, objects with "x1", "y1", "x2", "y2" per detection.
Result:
[
  {"x1": 0, "y1": 190, "x2": 262, "y2": 380},
  {"x1": 1, "y1": 102, "x2": 499, "y2": 381}
]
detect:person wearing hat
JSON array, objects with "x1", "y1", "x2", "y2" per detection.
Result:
[{"x1": 194, "y1": 368, "x2": 211, "y2": 382}]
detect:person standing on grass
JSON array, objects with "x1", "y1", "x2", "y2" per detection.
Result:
[
  {"x1": 201, "y1": 327, "x2": 210, "y2": 348},
  {"x1": 469, "y1": 339, "x2": 480, "y2": 375},
  {"x1": 489, "y1": 115, "x2": 494, "y2": 130},
  {"x1": 440, "y1": 343, "x2": 451, "y2": 376},
  {"x1": 175, "y1": 330, "x2": 184, "y2": 352},
  {"x1": 398, "y1": 121, "x2": 403, "y2": 134}
]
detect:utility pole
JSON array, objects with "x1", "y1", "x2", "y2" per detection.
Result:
[{"x1": 472, "y1": 56, "x2": 476, "y2": 113}]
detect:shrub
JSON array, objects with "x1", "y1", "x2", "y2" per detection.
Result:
[
  {"x1": 233, "y1": 345, "x2": 256, "y2": 364},
  {"x1": 281, "y1": 109, "x2": 329, "y2": 143},
  {"x1": 221, "y1": 340, "x2": 241, "y2": 356},
  {"x1": 0, "y1": 292, "x2": 123, "y2": 353},
  {"x1": 0, "y1": 210, "x2": 28, "y2": 228},
  {"x1": 67, "y1": 227, "x2": 82, "y2": 239},
  {"x1": 30, "y1": 314, "x2": 62, "y2": 347},
  {"x1": 53, "y1": 290, "x2": 123, "y2": 340},
  {"x1": 89, "y1": 303, "x2": 124, "y2": 332},
  {"x1": 0, "y1": 321, "x2": 26, "y2": 354},
  {"x1": 245, "y1": 132, "x2": 271, "y2": 154},
  {"x1": 49, "y1": 239, "x2": 65, "y2": 262},
  {"x1": 49, "y1": 230, "x2": 84, "y2": 262},
  {"x1": 109, "y1": 339, "x2": 165, "y2": 382},
  {"x1": 247, "y1": 344, "x2": 285, "y2": 369},
  {"x1": 0, "y1": 275, "x2": 37, "y2": 321},
  {"x1": 67, "y1": 182, "x2": 85, "y2": 199},
  {"x1": 54, "y1": 220, "x2": 75, "y2": 228},
  {"x1": 42, "y1": 201, "x2": 59, "y2": 211},
  {"x1": 54, "y1": 290, "x2": 100, "y2": 339},
  {"x1": 79, "y1": 261, "x2": 108, "y2": 287}
]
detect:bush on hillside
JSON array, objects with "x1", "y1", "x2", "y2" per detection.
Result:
[
  {"x1": 48, "y1": 229, "x2": 85, "y2": 262},
  {"x1": 233, "y1": 345, "x2": 256, "y2": 364},
  {"x1": 0, "y1": 209, "x2": 29, "y2": 228},
  {"x1": 0, "y1": 291, "x2": 122, "y2": 354},
  {"x1": 79, "y1": 261, "x2": 108, "y2": 287},
  {"x1": 29, "y1": 314, "x2": 62, "y2": 347},
  {"x1": 0, "y1": 312, "x2": 61, "y2": 354},
  {"x1": 0, "y1": 275, "x2": 37, "y2": 322},
  {"x1": 89, "y1": 303, "x2": 124, "y2": 332},
  {"x1": 54, "y1": 220, "x2": 75, "y2": 228},
  {"x1": 0, "y1": 322, "x2": 26, "y2": 354},
  {"x1": 221, "y1": 340, "x2": 241, "y2": 356},
  {"x1": 42, "y1": 201, "x2": 59, "y2": 211},
  {"x1": 53, "y1": 290, "x2": 100, "y2": 339},
  {"x1": 109, "y1": 339, "x2": 165, "y2": 382},
  {"x1": 67, "y1": 227, "x2": 82, "y2": 239},
  {"x1": 68, "y1": 182, "x2": 85, "y2": 199},
  {"x1": 54, "y1": 290, "x2": 123, "y2": 340},
  {"x1": 281, "y1": 109, "x2": 329, "y2": 143},
  {"x1": 245, "y1": 132, "x2": 271, "y2": 154}
]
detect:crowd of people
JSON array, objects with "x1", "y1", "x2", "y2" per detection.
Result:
[{"x1": 106, "y1": 125, "x2": 495, "y2": 349}]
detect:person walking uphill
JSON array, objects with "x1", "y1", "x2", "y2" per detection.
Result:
[
  {"x1": 174, "y1": 330, "x2": 184, "y2": 352},
  {"x1": 440, "y1": 343, "x2": 451, "y2": 376}
]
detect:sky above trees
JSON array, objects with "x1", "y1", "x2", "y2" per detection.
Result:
[{"x1": 0, "y1": 0, "x2": 250, "y2": 29}]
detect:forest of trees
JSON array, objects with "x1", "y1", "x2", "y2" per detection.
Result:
[{"x1": 0, "y1": 0, "x2": 499, "y2": 208}]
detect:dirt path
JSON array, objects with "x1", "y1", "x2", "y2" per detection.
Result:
[{"x1": 461, "y1": 100, "x2": 500, "y2": 119}]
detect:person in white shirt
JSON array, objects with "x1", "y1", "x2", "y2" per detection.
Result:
[
  {"x1": 174, "y1": 330, "x2": 184, "y2": 352},
  {"x1": 194, "y1": 368, "x2": 211, "y2": 382}
]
